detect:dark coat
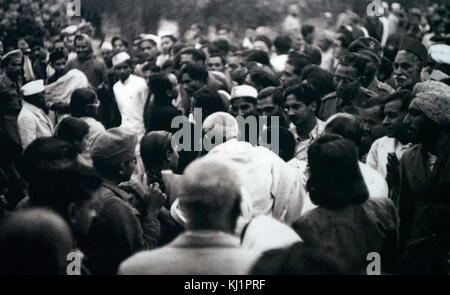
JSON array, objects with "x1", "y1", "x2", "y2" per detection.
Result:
[
  {"x1": 396, "y1": 141, "x2": 450, "y2": 274},
  {"x1": 79, "y1": 180, "x2": 160, "y2": 275},
  {"x1": 293, "y1": 198, "x2": 399, "y2": 274}
]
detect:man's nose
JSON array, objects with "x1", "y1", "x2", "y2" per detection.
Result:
[{"x1": 403, "y1": 113, "x2": 411, "y2": 125}]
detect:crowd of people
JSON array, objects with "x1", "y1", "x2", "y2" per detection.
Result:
[{"x1": 0, "y1": 1, "x2": 450, "y2": 275}]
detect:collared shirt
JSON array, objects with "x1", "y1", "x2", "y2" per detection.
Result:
[
  {"x1": 17, "y1": 102, "x2": 54, "y2": 149},
  {"x1": 113, "y1": 74, "x2": 148, "y2": 140},
  {"x1": 290, "y1": 118, "x2": 326, "y2": 161},
  {"x1": 366, "y1": 136, "x2": 412, "y2": 178},
  {"x1": 319, "y1": 87, "x2": 377, "y2": 121}
]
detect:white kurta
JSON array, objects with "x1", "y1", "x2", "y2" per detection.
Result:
[
  {"x1": 17, "y1": 102, "x2": 54, "y2": 149},
  {"x1": 113, "y1": 74, "x2": 148, "y2": 140},
  {"x1": 206, "y1": 139, "x2": 305, "y2": 225},
  {"x1": 366, "y1": 136, "x2": 412, "y2": 178}
]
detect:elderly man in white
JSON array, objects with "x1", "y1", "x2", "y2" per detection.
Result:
[
  {"x1": 17, "y1": 80, "x2": 54, "y2": 149},
  {"x1": 201, "y1": 112, "x2": 305, "y2": 225}
]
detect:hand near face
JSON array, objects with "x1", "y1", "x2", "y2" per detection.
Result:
[
  {"x1": 386, "y1": 152, "x2": 400, "y2": 187},
  {"x1": 144, "y1": 183, "x2": 167, "y2": 213}
]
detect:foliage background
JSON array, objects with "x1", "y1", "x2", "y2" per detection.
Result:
[{"x1": 81, "y1": 0, "x2": 448, "y2": 40}]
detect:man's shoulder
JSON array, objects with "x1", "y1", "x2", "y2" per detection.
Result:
[
  {"x1": 401, "y1": 144, "x2": 421, "y2": 161},
  {"x1": 361, "y1": 87, "x2": 378, "y2": 98},
  {"x1": 321, "y1": 91, "x2": 337, "y2": 101},
  {"x1": 118, "y1": 247, "x2": 172, "y2": 274}
]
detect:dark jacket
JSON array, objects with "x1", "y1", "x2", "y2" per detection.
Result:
[
  {"x1": 144, "y1": 98, "x2": 181, "y2": 134},
  {"x1": 318, "y1": 87, "x2": 377, "y2": 121},
  {"x1": 293, "y1": 198, "x2": 399, "y2": 274},
  {"x1": 79, "y1": 180, "x2": 160, "y2": 275},
  {"x1": 396, "y1": 141, "x2": 450, "y2": 274}
]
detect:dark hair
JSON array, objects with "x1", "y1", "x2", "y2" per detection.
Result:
[
  {"x1": 245, "y1": 50, "x2": 271, "y2": 66},
  {"x1": 301, "y1": 24, "x2": 315, "y2": 38},
  {"x1": 254, "y1": 35, "x2": 272, "y2": 50},
  {"x1": 250, "y1": 242, "x2": 347, "y2": 275},
  {"x1": 27, "y1": 164, "x2": 102, "y2": 220},
  {"x1": 259, "y1": 125, "x2": 296, "y2": 162},
  {"x1": 257, "y1": 87, "x2": 286, "y2": 107},
  {"x1": 287, "y1": 52, "x2": 313, "y2": 76},
  {"x1": 307, "y1": 134, "x2": 369, "y2": 210},
  {"x1": 325, "y1": 114, "x2": 365, "y2": 149},
  {"x1": 21, "y1": 137, "x2": 78, "y2": 183},
  {"x1": 54, "y1": 117, "x2": 89, "y2": 144},
  {"x1": 149, "y1": 73, "x2": 173, "y2": 99},
  {"x1": 300, "y1": 64, "x2": 335, "y2": 97},
  {"x1": 273, "y1": 35, "x2": 292, "y2": 54},
  {"x1": 111, "y1": 36, "x2": 129, "y2": 48},
  {"x1": 142, "y1": 61, "x2": 160, "y2": 73},
  {"x1": 338, "y1": 53, "x2": 367, "y2": 77},
  {"x1": 284, "y1": 83, "x2": 320, "y2": 106},
  {"x1": 179, "y1": 47, "x2": 207, "y2": 63},
  {"x1": 210, "y1": 39, "x2": 231, "y2": 56},
  {"x1": 140, "y1": 131, "x2": 173, "y2": 190},
  {"x1": 192, "y1": 87, "x2": 226, "y2": 116},
  {"x1": 380, "y1": 89, "x2": 413, "y2": 112},
  {"x1": 0, "y1": 208, "x2": 73, "y2": 275},
  {"x1": 303, "y1": 45, "x2": 322, "y2": 65},
  {"x1": 70, "y1": 88, "x2": 97, "y2": 117},
  {"x1": 247, "y1": 69, "x2": 280, "y2": 90},
  {"x1": 180, "y1": 63, "x2": 208, "y2": 84}
]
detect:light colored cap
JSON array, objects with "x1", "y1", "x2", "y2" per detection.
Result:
[
  {"x1": 61, "y1": 25, "x2": 78, "y2": 35},
  {"x1": 429, "y1": 44, "x2": 450, "y2": 65},
  {"x1": 112, "y1": 52, "x2": 131, "y2": 67},
  {"x1": 141, "y1": 34, "x2": 161, "y2": 47},
  {"x1": 101, "y1": 42, "x2": 113, "y2": 51},
  {"x1": 21, "y1": 80, "x2": 45, "y2": 96},
  {"x1": 231, "y1": 85, "x2": 258, "y2": 100}
]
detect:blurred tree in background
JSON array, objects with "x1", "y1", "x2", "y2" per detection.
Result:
[{"x1": 81, "y1": 0, "x2": 449, "y2": 40}]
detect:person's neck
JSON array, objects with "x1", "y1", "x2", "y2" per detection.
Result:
[
  {"x1": 78, "y1": 54, "x2": 90, "y2": 63},
  {"x1": 423, "y1": 130, "x2": 450, "y2": 157},
  {"x1": 6, "y1": 73, "x2": 18, "y2": 83},
  {"x1": 154, "y1": 95, "x2": 171, "y2": 105},
  {"x1": 103, "y1": 174, "x2": 122, "y2": 185},
  {"x1": 27, "y1": 99, "x2": 48, "y2": 113},
  {"x1": 295, "y1": 117, "x2": 317, "y2": 138},
  {"x1": 120, "y1": 75, "x2": 131, "y2": 83}
]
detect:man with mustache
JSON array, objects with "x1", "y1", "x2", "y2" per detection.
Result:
[
  {"x1": 395, "y1": 80, "x2": 450, "y2": 274},
  {"x1": 319, "y1": 53, "x2": 377, "y2": 121},
  {"x1": 393, "y1": 37, "x2": 428, "y2": 91}
]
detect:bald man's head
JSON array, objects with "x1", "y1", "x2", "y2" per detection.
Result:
[
  {"x1": 0, "y1": 208, "x2": 73, "y2": 275},
  {"x1": 180, "y1": 156, "x2": 242, "y2": 232},
  {"x1": 202, "y1": 112, "x2": 239, "y2": 151}
]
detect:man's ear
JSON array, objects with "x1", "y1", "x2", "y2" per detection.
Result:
[
  {"x1": 164, "y1": 149, "x2": 172, "y2": 164},
  {"x1": 68, "y1": 203, "x2": 78, "y2": 225},
  {"x1": 309, "y1": 101, "x2": 317, "y2": 113}
]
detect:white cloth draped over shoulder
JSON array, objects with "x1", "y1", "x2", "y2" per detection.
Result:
[
  {"x1": 45, "y1": 69, "x2": 90, "y2": 105},
  {"x1": 206, "y1": 139, "x2": 305, "y2": 225}
]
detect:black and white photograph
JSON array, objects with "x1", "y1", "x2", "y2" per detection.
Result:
[{"x1": 0, "y1": 0, "x2": 449, "y2": 281}]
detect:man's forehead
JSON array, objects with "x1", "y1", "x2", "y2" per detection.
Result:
[
  {"x1": 395, "y1": 50, "x2": 419, "y2": 62},
  {"x1": 231, "y1": 97, "x2": 255, "y2": 105},
  {"x1": 181, "y1": 53, "x2": 193, "y2": 60},
  {"x1": 385, "y1": 99, "x2": 403, "y2": 111},
  {"x1": 257, "y1": 95, "x2": 274, "y2": 105},
  {"x1": 335, "y1": 65, "x2": 358, "y2": 78},
  {"x1": 208, "y1": 56, "x2": 222, "y2": 63}
]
